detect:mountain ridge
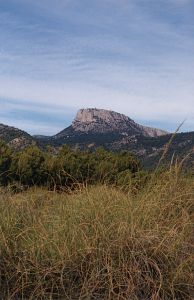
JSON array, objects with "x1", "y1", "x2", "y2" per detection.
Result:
[
  {"x1": 0, "y1": 123, "x2": 35, "y2": 150},
  {"x1": 55, "y1": 108, "x2": 168, "y2": 138},
  {"x1": 0, "y1": 108, "x2": 193, "y2": 168}
]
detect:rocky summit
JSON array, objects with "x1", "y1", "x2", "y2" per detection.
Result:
[{"x1": 57, "y1": 108, "x2": 168, "y2": 138}]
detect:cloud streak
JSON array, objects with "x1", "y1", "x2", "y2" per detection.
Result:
[{"x1": 0, "y1": 0, "x2": 193, "y2": 133}]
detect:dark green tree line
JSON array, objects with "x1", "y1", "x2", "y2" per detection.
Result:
[{"x1": 0, "y1": 141, "x2": 146, "y2": 190}]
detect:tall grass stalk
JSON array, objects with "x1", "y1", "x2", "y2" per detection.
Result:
[{"x1": 0, "y1": 168, "x2": 193, "y2": 299}]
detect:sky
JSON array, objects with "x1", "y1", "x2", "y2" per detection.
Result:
[{"x1": 0, "y1": 0, "x2": 194, "y2": 135}]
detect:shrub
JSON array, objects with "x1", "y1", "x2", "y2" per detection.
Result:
[
  {"x1": 1, "y1": 143, "x2": 141, "y2": 190},
  {"x1": 0, "y1": 140, "x2": 12, "y2": 185}
]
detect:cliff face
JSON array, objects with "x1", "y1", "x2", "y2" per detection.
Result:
[
  {"x1": 60, "y1": 108, "x2": 168, "y2": 137},
  {"x1": 72, "y1": 108, "x2": 137, "y2": 133}
]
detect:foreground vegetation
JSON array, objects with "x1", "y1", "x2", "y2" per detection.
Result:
[
  {"x1": 0, "y1": 141, "x2": 142, "y2": 190},
  {"x1": 0, "y1": 167, "x2": 193, "y2": 299}
]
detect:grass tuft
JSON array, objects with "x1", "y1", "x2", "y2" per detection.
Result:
[{"x1": 0, "y1": 168, "x2": 193, "y2": 299}]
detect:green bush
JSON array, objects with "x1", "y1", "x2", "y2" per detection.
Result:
[
  {"x1": 10, "y1": 146, "x2": 45, "y2": 185},
  {"x1": 0, "y1": 143, "x2": 141, "y2": 190},
  {"x1": 0, "y1": 140, "x2": 12, "y2": 185}
]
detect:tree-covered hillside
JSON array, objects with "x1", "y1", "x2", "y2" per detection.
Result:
[
  {"x1": 0, "y1": 124, "x2": 35, "y2": 150},
  {"x1": 40, "y1": 131, "x2": 194, "y2": 169},
  {"x1": 0, "y1": 121, "x2": 193, "y2": 169}
]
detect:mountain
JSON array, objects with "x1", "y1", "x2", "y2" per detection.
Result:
[
  {"x1": 41, "y1": 108, "x2": 192, "y2": 168},
  {"x1": 0, "y1": 108, "x2": 193, "y2": 169},
  {"x1": 0, "y1": 123, "x2": 35, "y2": 150},
  {"x1": 55, "y1": 108, "x2": 168, "y2": 139},
  {"x1": 47, "y1": 108, "x2": 168, "y2": 148}
]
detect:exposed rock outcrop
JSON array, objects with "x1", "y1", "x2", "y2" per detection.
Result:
[{"x1": 57, "y1": 108, "x2": 168, "y2": 137}]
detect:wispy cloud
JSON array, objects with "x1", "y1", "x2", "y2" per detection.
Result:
[{"x1": 0, "y1": 0, "x2": 193, "y2": 133}]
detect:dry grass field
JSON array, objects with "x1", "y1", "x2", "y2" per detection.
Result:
[{"x1": 0, "y1": 168, "x2": 193, "y2": 299}]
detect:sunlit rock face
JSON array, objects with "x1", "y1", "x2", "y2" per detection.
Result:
[{"x1": 71, "y1": 108, "x2": 168, "y2": 137}]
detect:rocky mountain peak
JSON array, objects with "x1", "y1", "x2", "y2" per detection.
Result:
[
  {"x1": 73, "y1": 108, "x2": 131, "y2": 124},
  {"x1": 71, "y1": 108, "x2": 168, "y2": 137},
  {"x1": 72, "y1": 108, "x2": 135, "y2": 133}
]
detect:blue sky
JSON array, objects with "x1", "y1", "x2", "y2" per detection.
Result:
[{"x1": 0, "y1": 0, "x2": 194, "y2": 135}]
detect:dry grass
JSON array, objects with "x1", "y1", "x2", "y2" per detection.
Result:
[{"x1": 0, "y1": 168, "x2": 193, "y2": 299}]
